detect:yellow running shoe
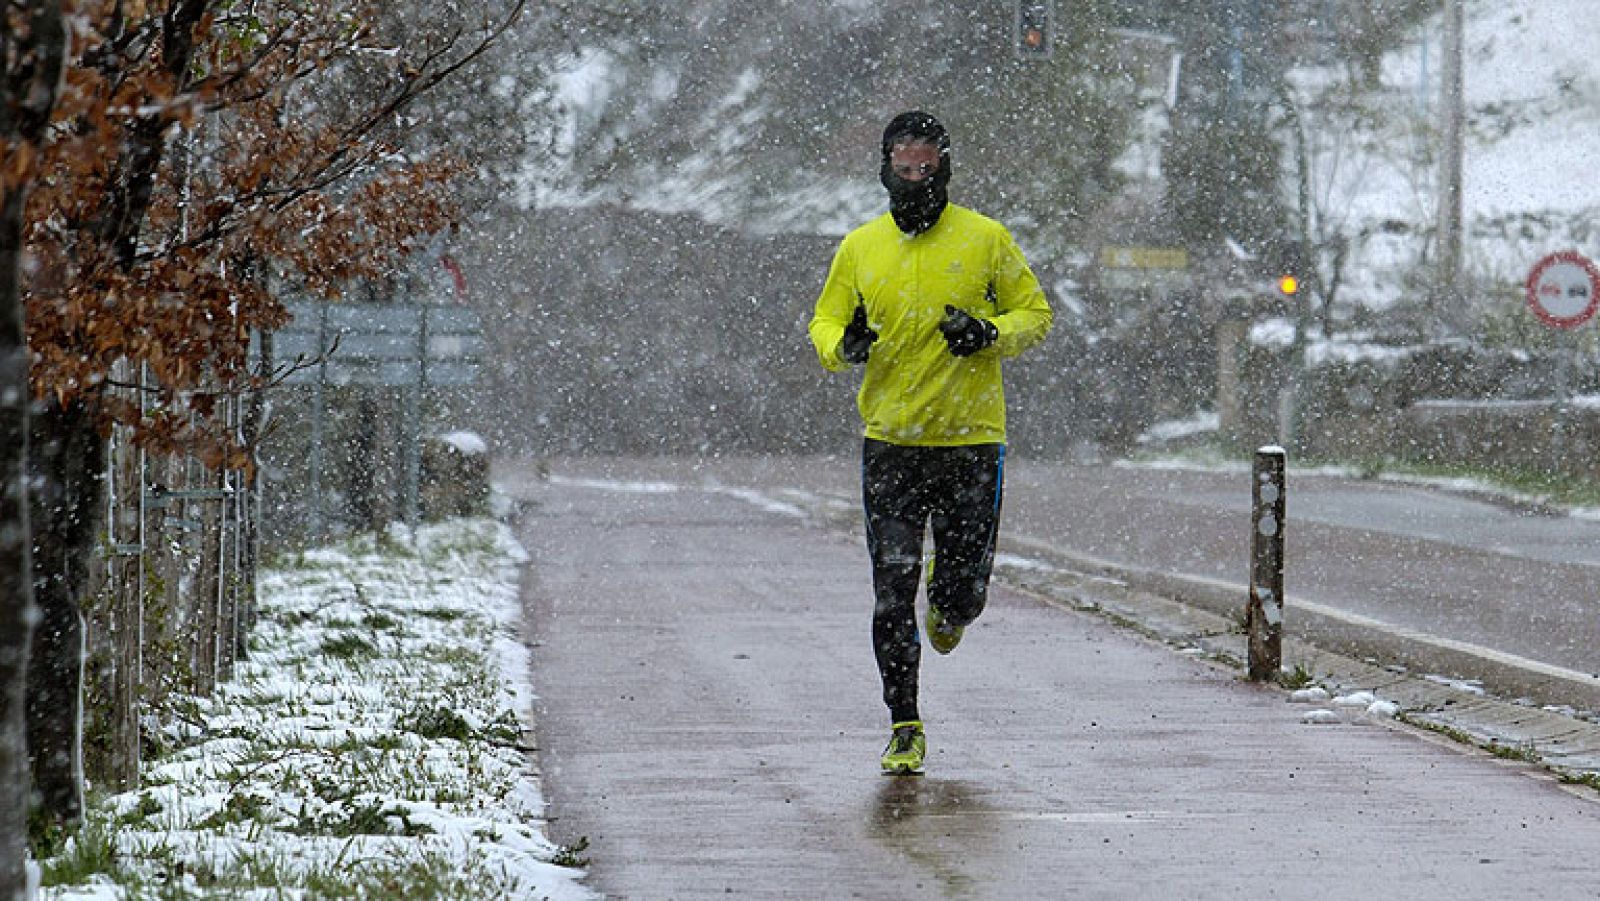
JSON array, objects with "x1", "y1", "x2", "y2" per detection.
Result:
[
  {"x1": 926, "y1": 603, "x2": 964, "y2": 655},
  {"x1": 880, "y1": 721, "x2": 926, "y2": 774}
]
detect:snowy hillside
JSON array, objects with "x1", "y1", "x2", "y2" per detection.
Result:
[
  {"x1": 1300, "y1": 0, "x2": 1600, "y2": 313},
  {"x1": 517, "y1": 2, "x2": 1598, "y2": 324},
  {"x1": 515, "y1": 43, "x2": 876, "y2": 237},
  {"x1": 510, "y1": 4, "x2": 1146, "y2": 251},
  {"x1": 1458, "y1": 1, "x2": 1600, "y2": 222}
]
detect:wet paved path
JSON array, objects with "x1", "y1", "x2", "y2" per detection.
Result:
[{"x1": 507, "y1": 457, "x2": 1600, "y2": 900}]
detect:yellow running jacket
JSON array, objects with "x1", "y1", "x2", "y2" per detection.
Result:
[{"x1": 808, "y1": 205, "x2": 1053, "y2": 446}]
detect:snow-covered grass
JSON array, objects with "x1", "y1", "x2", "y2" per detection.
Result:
[
  {"x1": 1134, "y1": 409, "x2": 1219, "y2": 447},
  {"x1": 1128, "y1": 414, "x2": 1600, "y2": 518},
  {"x1": 37, "y1": 519, "x2": 595, "y2": 900}
]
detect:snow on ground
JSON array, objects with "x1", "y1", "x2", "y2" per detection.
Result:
[
  {"x1": 37, "y1": 519, "x2": 596, "y2": 900},
  {"x1": 1297, "y1": 0, "x2": 1600, "y2": 309},
  {"x1": 439, "y1": 430, "x2": 489, "y2": 456},
  {"x1": 1135, "y1": 410, "x2": 1218, "y2": 447},
  {"x1": 1456, "y1": 0, "x2": 1600, "y2": 221},
  {"x1": 1290, "y1": 685, "x2": 1401, "y2": 723}
]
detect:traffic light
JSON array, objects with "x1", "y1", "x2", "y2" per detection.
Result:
[
  {"x1": 1016, "y1": 1, "x2": 1052, "y2": 59},
  {"x1": 1273, "y1": 238, "x2": 1310, "y2": 299}
]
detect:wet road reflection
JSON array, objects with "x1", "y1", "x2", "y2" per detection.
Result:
[{"x1": 868, "y1": 777, "x2": 994, "y2": 897}]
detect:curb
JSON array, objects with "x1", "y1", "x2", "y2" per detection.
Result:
[{"x1": 996, "y1": 532, "x2": 1600, "y2": 782}]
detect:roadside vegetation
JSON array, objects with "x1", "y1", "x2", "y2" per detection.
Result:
[
  {"x1": 1132, "y1": 442, "x2": 1600, "y2": 513},
  {"x1": 34, "y1": 519, "x2": 591, "y2": 900}
]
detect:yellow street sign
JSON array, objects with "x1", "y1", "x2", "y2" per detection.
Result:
[{"x1": 1099, "y1": 246, "x2": 1189, "y2": 270}]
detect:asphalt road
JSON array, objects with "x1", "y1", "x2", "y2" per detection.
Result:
[
  {"x1": 997, "y1": 461, "x2": 1600, "y2": 701},
  {"x1": 507, "y1": 457, "x2": 1600, "y2": 900}
]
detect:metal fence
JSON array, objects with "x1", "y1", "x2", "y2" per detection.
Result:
[
  {"x1": 86, "y1": 364, "x2": 253, "y2": 789},
  {"x1": 82, "y1": 293, "x2": 481, "y2": 789}
]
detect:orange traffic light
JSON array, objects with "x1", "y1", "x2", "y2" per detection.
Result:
[
  {"x1": 1277, "y1": 274, "x2": 1300, "y2": 296},
  {"x1": 1016, "y1": 1, "x2": 1051, "y2": 59}
]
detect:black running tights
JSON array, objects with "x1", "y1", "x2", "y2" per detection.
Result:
[{"x1": 861, "y1": 439, "x2": 1004, "y2": 725}]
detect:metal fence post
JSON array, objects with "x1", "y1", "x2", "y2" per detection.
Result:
[
  {"x1": 102, "y1": 360, "x2": 144, "y2": 790},
  {"x1": 310, "y1": 298, "x2": 328, "y2": 541},
  {"x1": 402, "y1": 304, "x2": 427, "y2": 526},
  {"x1": 1247, "y1": 446, "x2": 1286, "y2": 681}
]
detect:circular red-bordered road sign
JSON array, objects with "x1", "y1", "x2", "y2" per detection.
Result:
[{"x1": 1525, "y1": 250, "x2": 1600, "y2": 329}]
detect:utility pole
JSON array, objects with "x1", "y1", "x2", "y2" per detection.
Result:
[
  {"x1": 1272, "y1": 82, "x2": 1312, "y2": 453},
  {"x1": 1435, "y1": 0, "x2": 1464, "y2": 318}
]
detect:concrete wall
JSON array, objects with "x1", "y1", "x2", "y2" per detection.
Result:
[{"x1": 1220, "y1": 328, "x2": 1600, "y2": 479}]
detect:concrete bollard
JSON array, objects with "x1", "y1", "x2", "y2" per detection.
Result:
[{"x1": 1247, "y1": 446, "x2": 1287, "y2": 681}]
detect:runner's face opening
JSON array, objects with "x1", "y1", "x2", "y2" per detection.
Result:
[{"x1": 888, "y1": 140, "x2": 941, "y2": 182}]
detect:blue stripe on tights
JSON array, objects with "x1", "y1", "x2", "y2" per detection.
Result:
[{"x1": 994, "y1": 445, "x2": 1006, "y2": 510}]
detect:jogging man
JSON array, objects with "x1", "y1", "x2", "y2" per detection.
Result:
[{"x1": 808, "y1": 111, "x2": 1053, "y2": 773}]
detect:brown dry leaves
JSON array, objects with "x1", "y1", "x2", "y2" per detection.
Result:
[{"x1": 23, "y1": 0, "x2": 472, "y2": 463}]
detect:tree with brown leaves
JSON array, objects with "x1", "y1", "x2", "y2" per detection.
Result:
[{"x1": 18, "y1": 0, "x2": 523, "y2": 836}]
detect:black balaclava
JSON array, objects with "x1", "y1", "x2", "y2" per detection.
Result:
[{"x1": 879, "y1": 110, "x2": 951, "y2": 235}]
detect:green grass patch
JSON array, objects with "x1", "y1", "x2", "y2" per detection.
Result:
[
  {"x1": 1346, "y1": 457, "x2": 1600, "y2": 508},
  {"x1": 1485, "y1": 739, "x2": 1541, "y2": 763},
  {"x1": 194, "y1": 791, "x2": 274, "y2": 831},
  {"x1": 362, "y1": 611, "x2": 402, "y2": 632},
  {"x1": 416, "y1": 642, "x2": 489, "y2": 672},
  {"x1": 290, "y1": 801, "x2": 436, "y2": 838},
  {"x1": 299, "y1": 849, "x2": 478, "y2": 898},
  {"x1": 1399, "y1": 714, "x2": 1475, "y2": 745},
  {"x1": 320, "y1": 631, "x2": 378, "y2": 660},
  {"x1": 39, "y1": 820, "x2": 121, "y2": 887},
  {"x1": 552, "y1": 836, "x2": 591, "y2": 869},
  {"x1": 1399, "y1": 714, "x2": 1543, "y2": 764},
  {"x1": 397, "y1": 703, "x2": 476, "y2": 742},
  {"x1": 114, "y1": 793, "x2": 165, "y2": 828},
  {"x1": 1275, "y1": 663, "x2": 1316, "y2": 690},
  {"x1": 1557, "y1": 771, "x2": 1600, "y2": 794}
]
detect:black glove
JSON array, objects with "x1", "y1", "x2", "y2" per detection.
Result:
[
  {"x1": 841, "y1": 304, "x2": 878, "y2": 365},
  {"x1": 939, "y1": 305, "x2": 997, "y2": 357}
]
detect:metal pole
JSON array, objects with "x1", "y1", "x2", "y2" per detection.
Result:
[
  {"x1": 129, "y1": 365, "x2": 148, "y2": 782},
  {"x1": 310, "y1": 298, "x2": 327, "y2": 540},
  {"x1": 1435, "y1": 0, "x2": 1464, "y2": 317},
  {"x1": 1247, "y1": 446, "x2": 1287, "y2": 681},
  {"x1": 402, "y1": 305, "x2": 427, "y2": 526},
  {"x1": 1274, "y1": 82, "x2": 1312, "y2": 451},
  {"x1": 1552, "y1": 331, "x2": 1575, "y2": 476},
  {"x1": 1417, "y1": 24, "x2": 1430, "y2": 115}
]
